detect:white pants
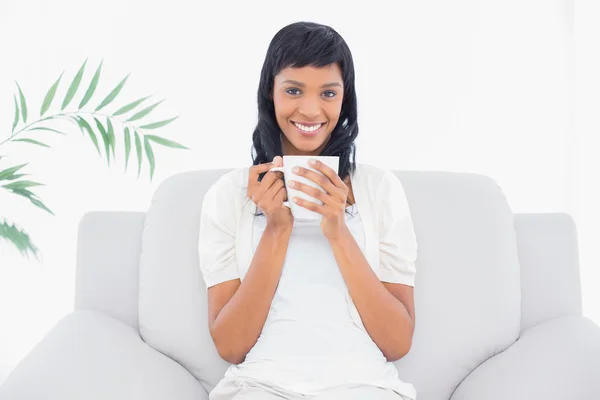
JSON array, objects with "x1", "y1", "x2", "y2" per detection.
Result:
[{"x1": 209, "y1": 377, "x2": 410, "y2": 400}]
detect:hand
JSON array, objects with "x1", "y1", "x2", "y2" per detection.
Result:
[
  {"x1": 247, "y1": 156, "x2": 293, "y2": 230},
  {"x1": 288, "y1": 158, "x2": 350, "y2": 240}
]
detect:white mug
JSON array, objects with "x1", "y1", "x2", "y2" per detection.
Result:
[{"x1": 269, "y1": 155, "x2": 340, "y2": 220}]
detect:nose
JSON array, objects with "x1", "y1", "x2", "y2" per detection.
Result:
[{"x1": 298, "y1": 98, "x2": 321, "y2": 119}]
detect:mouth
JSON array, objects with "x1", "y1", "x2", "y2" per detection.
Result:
[{"x1": 291, "y1": 121, "x2": 326, "y2": 137}]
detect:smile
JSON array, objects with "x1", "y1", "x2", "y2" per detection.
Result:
[{"x1": 292, "y1": 121, "x2": 326, "y2": 136}]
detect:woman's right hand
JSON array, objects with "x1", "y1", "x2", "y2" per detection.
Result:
[{"x1": 247, "y1": 156, "x2": 293, "y2": 230}]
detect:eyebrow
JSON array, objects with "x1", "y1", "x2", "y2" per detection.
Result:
[{"x1": 281, "y1": 79, "x2": 342, "y2": 89}]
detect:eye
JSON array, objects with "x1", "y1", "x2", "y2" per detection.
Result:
[
  {"x1": 322, "y1": 90, "x2": 337, "y2": 98},
  {"x1": 285, "y1": 88, "x2": 301, "y2": 96}
]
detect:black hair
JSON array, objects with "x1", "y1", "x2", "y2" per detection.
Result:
[{"x1": 248, "y1": 21, "x2": 359, "y2": 217}]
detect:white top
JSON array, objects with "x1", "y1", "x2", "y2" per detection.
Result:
[{"x1": 198, "y1": 163, "x2": 418, "y2": 399}]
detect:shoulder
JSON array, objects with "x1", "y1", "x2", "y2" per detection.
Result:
[
  {"x1": 355, "y1": 162, "x2": 402, "y2": 190},
  {"x1": 205, "y1": 167, "x2": 248, "y2": 199}
]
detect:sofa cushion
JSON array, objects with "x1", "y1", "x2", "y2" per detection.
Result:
[{"x1": 393, "y1": 171, "x2": 521, "y2": 399}]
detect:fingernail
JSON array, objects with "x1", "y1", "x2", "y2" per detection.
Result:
[
  {"x1": 292, "y1": 166, "x2": 300, "y2": 173},
  {"x1": 288, "y1": 181, "x2": 295, "y2": 188},
  {"x1": 308, "y1": 159, "x2": 316, "y2": 165}
]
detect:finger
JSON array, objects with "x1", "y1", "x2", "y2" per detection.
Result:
[
  {"x1": 288, "y1": 180, "x2": 335, "y2": 206},
  {"x1": 309, "y1": 159, "x2": 346, "y2": 189},
  {"x1": 274, "y1": 185, "x2": 288, "y2": 203},
  {"x1": 254, "y1": 170, "x2": 283, "y2": 203},
  {"x1": 292, "y1": 166, "x2": 345, "y2": 202},
  {"x1": 248, "y1": 162, "x2": 279, "y2": 194},
  {"x1": 263, "y1": 178, "x2": 285, "y2": 203},
  {"x1": 293, "y1": 196, "x2": 325, "y2": 216}
]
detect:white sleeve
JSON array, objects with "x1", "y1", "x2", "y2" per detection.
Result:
[
  {"x1": 377, "y1": 170, "x2": 418, "y2": 286},
  {"x1": 198, "y1": 175, "x2": 240, "y2": 288}
]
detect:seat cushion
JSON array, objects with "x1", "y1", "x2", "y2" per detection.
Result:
[{"x1": 0, "y1": 310, "x2": 206, "y2": 400}]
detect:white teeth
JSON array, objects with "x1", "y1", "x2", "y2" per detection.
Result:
[{"x1": 293, "y1": 122, "x2": 323, "y2": 132}]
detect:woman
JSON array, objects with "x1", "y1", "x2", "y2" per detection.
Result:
[{"x1": 198, "y1": 21, "x2": 418, "y2": 400}]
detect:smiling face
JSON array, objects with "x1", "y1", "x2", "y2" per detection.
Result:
[{"x1": 272, "y1": 63, "x2": 344, "y2": 156}]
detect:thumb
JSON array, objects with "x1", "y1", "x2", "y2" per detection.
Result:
[{"x1": 272, "y1": 155, "x2": 283, "y2": 167}]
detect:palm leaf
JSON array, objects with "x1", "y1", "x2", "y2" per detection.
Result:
[
  {"x1": 0, "y1": 219, "x2": 40, "y2": 259},
  {"x1": 40, "y1": 72, "x2": 64, "y2": 117},
  {"x1": 126, "y1": 99, "x2": 164, "y2": 122},
  {"x1": 12, "y1": 95, "x2": 20, "y2": 133},
  {"x1": 75, "y1": 117, "x2": 101, "y2": 155},
  {"x1": 12, "y1": 138, "x2": 50, "y2": 148},
  {"x1": 0, "y1": 164, "x2": 28, "y2": 181},
  {"x1": 143, "y1": 136, "x2": 155, "y2": 180},
  {"x1": 124, "y1": 127, "x2": 131, "y2": 171},
  {"x1": 95, "y1": 73, "x2": 130, "y2": 112},
  {"x1": 113, "y1": 95, "x2": 151, "y2": 116},
  {"x1": 139, "y1": 116, "x2": 179, "y2": 130},
  {"x1": 94, "y1": 117, "x2": 111, "y2": 164},
  {"x1": 79, "y1": 60, "x2": 103, "y2": 109},
  {"x1": 134, "y1": 131, "x2": 142, "y2": 178},
  {"x1": 61, "y1": 58, "x2": 87, "y2": 110},
  {"x1": 16, "y1": 82, "x2": 28, "y2": 123},
  {"x1": 8, "y1": 188, "x2": 54, "y2": 216},
  {"x1": 28, "y1": 127, "x2": 67, "y2": 135},
  {"x1": 106, "y1": 118, "x2": 116, "y2": 157},
  {"x1": 145, "y1": 134, "x2": 188, "y2": 149},
  {"x1": 3, "y1": 180, "x2": 44, "y2": 190}
]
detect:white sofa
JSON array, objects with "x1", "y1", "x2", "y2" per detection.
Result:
[{"x1": 1, "y1": 168, "x2": 599, "y2": 400}]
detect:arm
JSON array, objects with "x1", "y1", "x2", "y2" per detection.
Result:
[
  {"x1": 289, "y1": 160, "x2": 417, "y2": 362},
  {"x1": 207, "y1": 223, "x2": 292, "y2": 364},
  {"x1": 328, "y1": 229, "x2": 415, "y2": 361}
]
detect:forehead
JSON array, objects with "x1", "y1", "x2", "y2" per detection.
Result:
[{"x1": 275, "y1": 63, "x2": 343, "y2": 86}]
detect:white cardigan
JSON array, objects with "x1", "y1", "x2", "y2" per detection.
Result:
[{"x1": 198, "y1": 162, "x2": 418, "y2": 328}]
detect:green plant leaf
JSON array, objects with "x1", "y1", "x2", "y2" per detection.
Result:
[
  {"x1": 28, "y1": 197, "x2": 55, "y2": 216},
  {"x1": 0, "y1": 219, "x2": 40, "y2": 259},
  {"x1": 61, "y1": 58, "x2": 87, "y2": 110},
  {"x1": 94, "y1": 117, "x2": 111, "y2": 165},
  {"x1": 124, "y1": 127, "x2": 131, "y2": 171},
  {"x1": 12, "y1": 138, "x2": 50, "y2": 148},
  {"x1": 95, "y1": 73, "x2": 130, "y2": 112},
  {"x1": 125, "y1": 99, "x2": 164, "y2": 122},
  {"x1": 0, "y1": 164, "x2": 28, "y2": 181},
  {"x1": 28, "y1": 127, "x2": 67, "y2": 135},
  {"x1": 139, "y1": 116, "x2": 179, "y2": 130},
  {"x1": 143, "y1": 136, "x2": 155, "y2": 180},
  {"x1": 75, "y1": 117, "x2": 101, "y2": 155},
  {"x1": 40, "y1": 72, "x2": 64, "y2": 117},
  {"x1": 134, "y1": 131, "x2": 142, "y2": 178},
  {"x1": 9, "y1": 188, "x2": 55, "y2": 216},
  {"x1": 3, "y1": 180, "x2": 44, "y2": 190},
  {"x1": 106, "y1": 118, "x2": 116, "y2": 157},
  {"x1": 16, "y1": 82, "x2": 28, "y2": 123},
  {"x1": 145, "y1": 134, "x2": 188, "y2": 149},
  {"x1": 113, "y1": 95, "x2": 151, "y2": 116},
  {"x1": 79, "y1": 60, "x2": 102, "y2": 109},
  {"x1": 12, "y1": 95, "x2": 20, "y2": 133}
]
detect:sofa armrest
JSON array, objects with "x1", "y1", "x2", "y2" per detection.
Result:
[
  {"x1": 0, "y1": 310, "x2": 207, "y2": 400},
  {"x1": 451, "y1": 315, "x2": 600, "y2": 400},
  {"x1": 75, "y1": 211, "x2": 146, "y2": 330},
  {"x1": 514, "y1": 213, "x2": 583, "y2": 332}
]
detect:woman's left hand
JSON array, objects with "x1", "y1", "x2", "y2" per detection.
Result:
[{"x1": 288, "y1": 159, "x2": 350, "y2": 240}]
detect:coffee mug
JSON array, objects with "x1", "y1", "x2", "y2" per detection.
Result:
[{"x1": 269, "y1": 155, "x2": 340, "y2": 220}]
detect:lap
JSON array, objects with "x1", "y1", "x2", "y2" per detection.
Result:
[
  {"x1": 312, "y1": 385, "x2": 408, "y2": 400},
  {"x1": 210, "y1": 377, "x2": 408, "y2": 400}
]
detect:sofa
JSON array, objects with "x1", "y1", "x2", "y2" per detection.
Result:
[{"x1": 1, "y1": 168, "x2": 599, "y2": 400}]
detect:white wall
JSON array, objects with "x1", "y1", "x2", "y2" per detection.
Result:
[{"x1": 1, "y1": 0, "x2": 594, "y2": 384}]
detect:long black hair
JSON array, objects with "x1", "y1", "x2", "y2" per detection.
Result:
[{"x1": 251, "y1": 21, "x2": 359, "y2": 183}]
